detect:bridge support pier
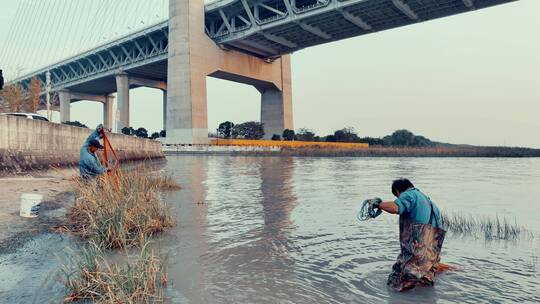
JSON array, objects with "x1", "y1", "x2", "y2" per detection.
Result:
[
  {"x1": 103, "y1": 95, "x2": 114, "y2": 130},
  {"x1": 165, "y1": 0, "x2": 293, "y2": 144},
  {"x1": 115, "y1": 73, "x2": 130, "y2": 133},
  {"x1": 59, "y1": 90, "x2": 71, "y2": 123},
  {"x1": 162, "y1": 90, "x2": 167, "y2": 132},
  {"x1": 260, "y1": 87, "x2": 292, "y2": 139}
]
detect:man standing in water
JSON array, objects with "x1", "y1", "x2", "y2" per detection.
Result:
[
  {"x1": 79, "y1": 124, "x2": 109, "y2": 179},
  {"x1": 375, "y1": 178, "x2": 446, "y2": 291}
]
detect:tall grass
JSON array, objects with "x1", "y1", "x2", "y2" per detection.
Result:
[
  {"x1": 62, "y1": 241, "x2": 167, "y2": 304},
  {"x1": 441, "y1": 213, "x2": 530, "y2": 241},
  {"x1": 223, "y1": 146, "x2": 540, "y2": 158},
  {"x1": 63, "y1": 169, "x2": 177, "y2": 249}
]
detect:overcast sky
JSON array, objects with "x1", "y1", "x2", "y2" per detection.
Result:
[{"x1": 1, "y1": 0, "x2": 538, "y2": 147}]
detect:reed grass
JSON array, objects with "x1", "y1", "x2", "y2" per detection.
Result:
[
  {"x1": 63, "y1": 169, "x2": 177, "y2": 249},
  {"x1": 441, "y1": 213, "x2": 528, "y2": 241},
  {"x1": 222, "y1": 146, "x2": 540, "y2": 158},
  {"x1": 61, "y1": 241, "x2": 167, "y2": 304}
]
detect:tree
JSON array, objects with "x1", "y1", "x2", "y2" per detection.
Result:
[
  {"x1": 359, "y1": 137, "x2": 385, "y2": 146},
  {"x1": 271, "y1": 134, "x2": 281, "y2": 141},
  {"x1": 0, "y1": 69, "x2": 4, "y2": 91},
  {"x1": 334, "y1": 127, "x2": 360, "y2": 142},
  {"x1": 218, "y1": 121, "x2": 235, "y2": 138},
  {"x1": 325, "y1": 135, "x2": 336, "y2": 142},
  {"x1": 382, "y1": 129, "x2": 435, "y2": 147},
  {"x1": 282, "y1": 129, "x2": 296, "y2": 141},
  {"x1": 0, "y1": 84, "x2": 24, "y2": 112},
  {"x1": 150, "y1": 132, "x2": 160, "y2": 140},
  {"x1": 232, "y1": 121, "x2": 265, "y2": 139},
  {"x1": 159, "y1": 130, "x2": 166, "y2": 137},
  {"x1": 296, "y1": 128, "x2": 316, "y2": 141},
  {"x1": 63, "y1": 121, "x2": 88, "y2": 128},
  {"x1": 121, "y1": 127, "x2": 135, "y2": 136},
  {"x1": 27, "y1": 77, "x2": 41, "y2": 113},
  {"x1": 135, "y1": 127, "x2": 148, "y2": 138},
  {"x1": 387, "y1": 129, "x2": 415, "y2": 146}
]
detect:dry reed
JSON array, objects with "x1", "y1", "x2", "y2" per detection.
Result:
[
  {"x1": 221, "y1": 146, "x2": 540, "y2": 158},
  {"x1": 63, "y1": 169, "x2": 176, "y2": 249},
  {"x1": 61, "y1": 241, "x2": 167, "y2": 304}
]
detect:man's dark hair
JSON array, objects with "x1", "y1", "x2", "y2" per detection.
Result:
[
  {"x1": 391, "y1": 178, "x2": 414, "y2": 197},
  {"x1": 88, "y1": 139, "x2": 103, "y2": 149}
]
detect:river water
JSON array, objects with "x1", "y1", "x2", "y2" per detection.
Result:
[
  {"x1": 161, "y1": 156, "x2": 540, "y2": 304},
  {"x1": 1, "y1": 156, "x2": 539, "y2": 303}
]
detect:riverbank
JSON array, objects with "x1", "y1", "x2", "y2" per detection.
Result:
[
  {"x1": 0, "y1": 168, "x2": 75, "y2": 253},
  {"x1": 165, "y1": 145, "x2": 540, "y2": 157}
]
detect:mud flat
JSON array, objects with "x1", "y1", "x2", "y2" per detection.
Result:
[{"x1": 0, "y1": 168, "x2": 76, "y2": 253}]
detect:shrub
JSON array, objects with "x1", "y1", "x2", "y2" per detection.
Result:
[
  {"x1": 232, "y1": 121, "x2": 265, "y2": 139},
  {"x1": 64, "y1": 121, "x2": 88, "y2": 128},
  {"x1": 64, "y1": 170, "x2": 177, "y2": 249},
  {"x1": 218, "y1": 121, "x2": 235, "y2": 138},
  {"x1": 271, "y1": 134, "x2": 281, "y2": 141},
  {"x1": 121, "y1": 127, "x2": 135, "y2": 136},
  {"x1": 62, "y1": 242, "x2": 167, "y2": 303},
  {"x1": 135, "y1": 127, "x2": 148, "y2": 138},
  {"x1": 150, "y1": 132, "x2": 160, "y2": 140},
  {"x1": 282, "y1": 129, "x2": 296, "y2": 141}
]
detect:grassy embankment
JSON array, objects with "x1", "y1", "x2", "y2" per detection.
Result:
[
  {"x1": 60, "y1": 169, "x2": 179, "y2": 303},
  {"x1": 211, "y1": 139, "x2": 540, "y2": 157}
]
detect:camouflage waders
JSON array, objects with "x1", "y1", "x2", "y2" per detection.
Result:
[{"x1": 387, "y1": 200, "x2": 446, "y2": 291}]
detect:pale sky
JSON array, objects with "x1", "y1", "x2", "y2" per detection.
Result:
[{"x1": 1, "y1": 0, "x2": 538, "y2": 147}]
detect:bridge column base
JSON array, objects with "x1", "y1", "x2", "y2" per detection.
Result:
[{"x1": 261, "y1": 88, "x2": 292, "y2": 139}]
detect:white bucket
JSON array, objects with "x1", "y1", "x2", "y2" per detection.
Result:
[{"x1": 20, "y1": 193, "x2": 43, "y2": 218}]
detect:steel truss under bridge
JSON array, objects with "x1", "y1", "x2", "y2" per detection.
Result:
[
  {"x1": 9, "y1": 0, "x2": 516, "y2": 91},
  {"x1": 11, "y1": 22, "x2": 169, "y2": 94},
  {"x1": 205, "y1": 0, "x2": 516, "y2": 58}
]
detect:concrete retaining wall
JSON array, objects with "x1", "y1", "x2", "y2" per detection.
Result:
[{"x1": 0, "y1": 115, "x2": 164, "y2": 173}]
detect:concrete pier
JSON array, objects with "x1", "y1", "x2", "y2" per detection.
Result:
[
  {"x1": 103, "y1": 95, "x2": 114, "y2": 130},
  {"x1": 261, "y1": 88, "x2": 291, "y2": 139},
  {"x1": 115, "y1": 72, "x2": 130, "y2": 133},
  {"x1": 162, "y1": 90, "x2": 168, "y2": 132},
  {"x1": 165, "y1": 0, "x2": 293, "y2": 144},
  {"x1": 59, "y1": 90, "x2": 71, "y2": 123}
]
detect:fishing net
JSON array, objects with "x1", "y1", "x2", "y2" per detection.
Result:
[{"x1": 357, "y1": 197, "x2": 383, "y2": 221}]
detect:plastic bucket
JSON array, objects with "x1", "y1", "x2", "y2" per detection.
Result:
[{"x1": 20, "y1": 193, "x2": 43, "y2": 218}]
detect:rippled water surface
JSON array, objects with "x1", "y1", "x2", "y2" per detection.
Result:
[{"x1": 161, "y1": 156, "x2": 540, "y2": 304}]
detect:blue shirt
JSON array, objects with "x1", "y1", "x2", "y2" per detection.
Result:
[
  {"x1": 79, "y1": 129, "x2": 105, "y2": 179},
  {"x1": 394, "y1": 188, "x2": 442, "y2": 228}
]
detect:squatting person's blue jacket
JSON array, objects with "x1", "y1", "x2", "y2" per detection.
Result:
[{"x1": 79, "y1": 128, "x2": 105, "y2": 179}]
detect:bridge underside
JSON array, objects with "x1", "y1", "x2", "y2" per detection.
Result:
[
  {"x1": 66, "y1": 60, "x2": 168, "y2": 95},
  {"x1": 207, "y1": 0, "x2": 516, "y2": 58}
]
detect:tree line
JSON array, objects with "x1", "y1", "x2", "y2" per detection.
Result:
[{"x1": 217, "y1": 121, "x2": 436, "y2": 147}]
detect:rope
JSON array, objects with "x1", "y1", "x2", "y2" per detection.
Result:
[{"x1": 357, "y1": 198, "x2": 383, "y2": 221}]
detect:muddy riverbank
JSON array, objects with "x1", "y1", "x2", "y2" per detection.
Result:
[{"x1": 0, "y1": 169, "x2": 76, "y2": 252}]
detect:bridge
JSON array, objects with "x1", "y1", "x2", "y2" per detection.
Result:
[{"x1": 7, "y1": 0, "x2": 516, "y2": 144}]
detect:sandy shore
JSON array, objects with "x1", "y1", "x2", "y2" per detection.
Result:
[{"x1": 0, "y1": 169, "x2": 77, "y2": 253}]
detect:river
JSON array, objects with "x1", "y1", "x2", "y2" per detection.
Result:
[
  {"x1": 1, "y1": 156, "x2": 539, "y2": 303},
  {"x1": 160, "y1": 156, "x2": 540, "y2": 304}
]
